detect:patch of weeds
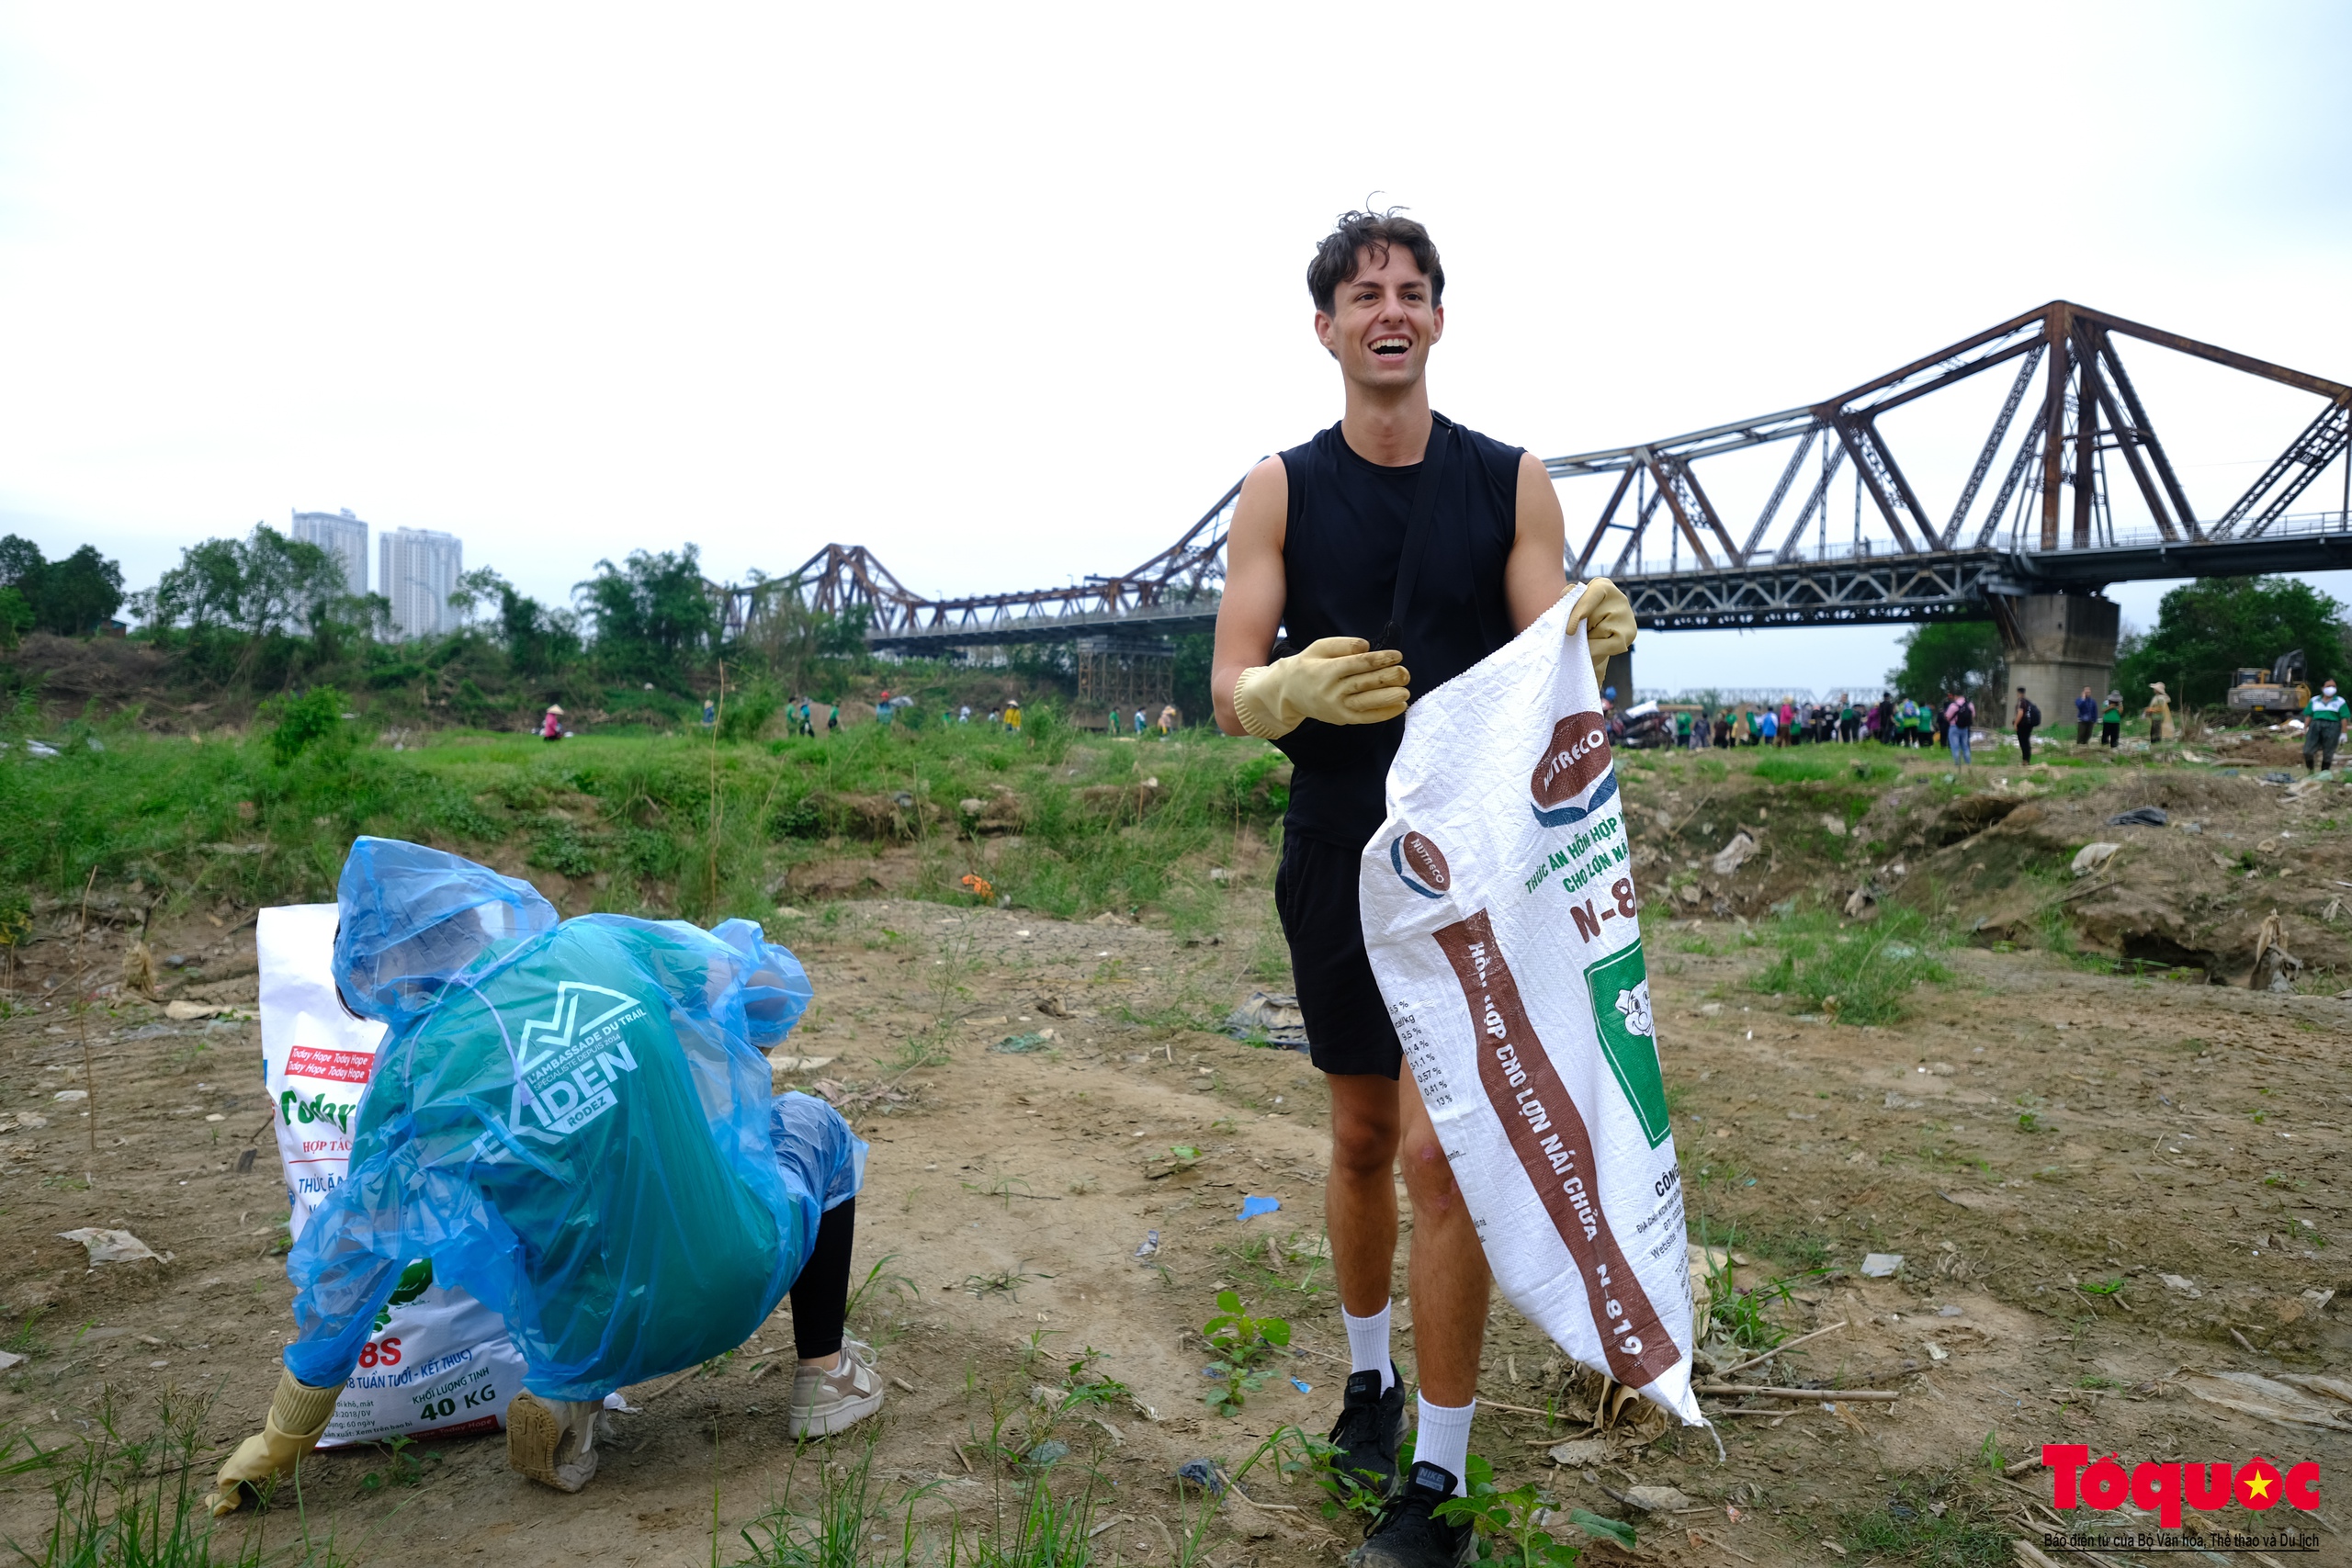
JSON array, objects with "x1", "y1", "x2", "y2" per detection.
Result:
[
  {"x1": 1750, "y1": 906, "x2": 1951, "y2": 1025},
  {"x1": 962, "y1": 1173, "x2": 1035, "y2": 1210},
  {"x1": 962, "y1": 1266, "x2": 1033, "y2": 1301},
  {"x1": 4, "y1": 1312, "x2": 48, "y2": 1359},
  {"x1": 885, "y1": 1030, "x2": 953, "y2": 1071},
  {"x1": 2017, "y1": 1111, "x2": 2041, "y2": 1134},
  {"x1": 1436, "y1": 1454, "x2": 1634, "y2": 1562},
  {"x1": 845, "y1": 1252, "x2": 918, "y2": 1327},
  {"x1": 735, "y1": 1424, "x2": 900, "y2": 1568},
  {"x1": 1974, "y1": 1429, "x2": 2006, "y2": 1472},
  {"x1": 1202, "y1": 1288, "x2": 1290, "y2": 1417},
  {"x1": 1744, "y1": 1225, "x2": 1835, "y2": 1273},
  {"x1": 358, "y1": 1432, "x2": 435, "y2": 1492},
  {"x1": 1055, "y1": 1347, "x2": 1132, "y2": 1413},
  {"x1": 1839, "y1": 1479, "x2": 2008, "y2": 1566},
  {"x1": 1710, "y1": 1269, "x2": 1793, "y2": 1353},
  {"x1": 23, "y1": 1388, "x2": 345, "y2": 1564}
]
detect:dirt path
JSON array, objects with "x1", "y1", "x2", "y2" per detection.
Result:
[{"x1": 4, "y1": 877, "x2": 2350, "y2": 1565}]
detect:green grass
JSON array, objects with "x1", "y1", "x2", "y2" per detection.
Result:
[
  {"x1": 1751, "y1": 904, "x2": 1952, "y2": 1025},
  {"x1": 1749, "y1": 747, "x2": 1900, "y2": 785},
  {"x1": 6, "y1": 1391, "x2": 351, "y2": 1567},
  {"x1": 0, "y1": 708, "x2": 1287, "y2": 929}
]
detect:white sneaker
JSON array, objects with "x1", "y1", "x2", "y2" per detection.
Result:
[
  {"x1": 506, "y1": 1390, "x2": 602, "y2": 1493},
  {"x1": 788, "y1": 1340, "x2": 884, "y2": 1438}
]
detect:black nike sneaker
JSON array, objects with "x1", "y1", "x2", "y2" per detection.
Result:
[
  {"x1": 1325, "y1": 1366, "x2": 1405, "y2": 1499},
  {"x1": 1351, "y1": 1461, "x2": 1474, "y2": 1568}
]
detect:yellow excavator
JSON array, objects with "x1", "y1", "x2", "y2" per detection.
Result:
[{"x1": 2226, "y1": 649, "x2": 2310, "y2": 716}]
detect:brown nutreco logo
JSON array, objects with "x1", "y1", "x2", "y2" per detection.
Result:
[
  {"x1": 1532, "y1": 712, "x2": 1612, "y2": 807},
  {"x1": 1399, "y1": 831, "x2": 1450, "y2": 892}
]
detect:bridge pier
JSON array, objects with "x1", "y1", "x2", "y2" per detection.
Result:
[
  {"x1": 1993, "y1": 593, "x2": 2119, "y2": 737},
  {"x1": 1603, "y1": 649, "x2": 1634, "y2": 705}
]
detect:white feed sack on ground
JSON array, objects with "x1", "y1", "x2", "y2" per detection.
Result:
[
  {"x1": 1359, "y1": 594, "x2": 1702, "y2": 1427},
  {"x1": 258, "y1": 903, "x2": 526, "y2": 1447}
]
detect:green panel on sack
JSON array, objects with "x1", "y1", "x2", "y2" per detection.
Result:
[{"x1": 1583, "y1": 940, "x2": 1669, "y2": 1148}]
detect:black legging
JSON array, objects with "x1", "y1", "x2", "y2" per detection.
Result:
[{"x1": 789, "y1": 1198, "x2": 857, "y2": 1360}]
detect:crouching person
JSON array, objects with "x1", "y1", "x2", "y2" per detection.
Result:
[{"x1": 209, "y1": 839, "x2": 876, "y2": 1515}]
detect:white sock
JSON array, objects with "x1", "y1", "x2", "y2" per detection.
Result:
[
  {"x1": 1413, "y1": 1395, "x2": 1475, "y2": 1495},
  {"x1": 1342, "y1": 1303, "x2": 1394, "y2": 1392}
]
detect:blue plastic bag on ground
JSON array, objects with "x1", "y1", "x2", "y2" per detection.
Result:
[{"x1": 284, "y1": 838, "x2": 860, "y2": 1402}]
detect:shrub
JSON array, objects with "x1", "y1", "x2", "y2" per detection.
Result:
[{"x1": 262, "y1": 686, "x2": 350, "y2": 766}]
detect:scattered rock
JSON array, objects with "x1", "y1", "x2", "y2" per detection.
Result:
[
  {"x1": 1224, "y1": 991, "x2": 1306, "y2": 1047},
  {"x1": 1546, "y1": 1438, "x2": 1609, "y2": 1467},
  {"x1": 1621, "y1": 1484, "x2": 1695, "y2": 1513}
]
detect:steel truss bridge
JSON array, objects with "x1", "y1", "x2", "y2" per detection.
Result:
[{"x1": 719, "y1": 300, "x2": 2352, "y2": 653}]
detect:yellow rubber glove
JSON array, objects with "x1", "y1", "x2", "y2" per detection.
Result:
[
  {"x1": 206, "y1": 1368, "x2": 345, "y2": 1516},
  {"x1": 1564, "y1": 578, "x2": 1636, "y2": 688},
  {"x1": 1231, "y1": 637, "x2": 1410, "y2": 740}
]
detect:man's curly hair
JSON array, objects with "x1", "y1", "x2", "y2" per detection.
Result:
[{"x1": 1306, "y1": 208, "x2": 1444, "y2": 315}]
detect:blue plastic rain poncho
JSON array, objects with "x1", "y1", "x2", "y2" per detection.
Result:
[{"x1": 283, "y1": 839, "x2": 864, "y2": 1402}]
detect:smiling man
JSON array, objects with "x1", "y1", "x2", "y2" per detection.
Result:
[{"x1": 1212, "y1": 209, "x2": 1633, "y2": 1568}]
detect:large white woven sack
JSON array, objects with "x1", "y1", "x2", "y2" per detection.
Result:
[
  {"x1": 259, "y1": 903, "x2": 526, "y2": 1447},
  {"x1": 1358, "y1": 590, "x2": 1701, "y2": 1426}
]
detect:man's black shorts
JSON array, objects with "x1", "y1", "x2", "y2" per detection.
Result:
[{"x1": 1273, "y1": 833, "x2": 1402, "y2": 1080}]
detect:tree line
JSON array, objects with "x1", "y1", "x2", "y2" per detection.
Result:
[
  {"x1": 1, "y1": 523, "x2": 898, "y2": 721},
  {"x1": 33, "y1": 518, "x2": 2335, "y2": 725},
  {"x1": 1885, "y1": 575, "x2": 2349, "y2": 711}
]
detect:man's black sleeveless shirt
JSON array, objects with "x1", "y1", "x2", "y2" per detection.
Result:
[{"x1": 1272, "y1": 415, "x2": 1522, "y2": 849}]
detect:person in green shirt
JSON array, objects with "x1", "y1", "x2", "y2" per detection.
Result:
[
  {"x1": 2307, "y1": 678, "x2": 2346, "y2": 773},
  {"x1": 1674, "y1": 708, "x2": 1692, "y2": 748}
]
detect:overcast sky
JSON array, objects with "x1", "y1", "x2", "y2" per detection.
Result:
[{"x1": 3, "y1": 3, "x2": 2348, "y2": 693}]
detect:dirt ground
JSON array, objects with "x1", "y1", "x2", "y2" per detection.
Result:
[{"x1": 5, "y1": 753, "x2": 2352, "y2": 1566}]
